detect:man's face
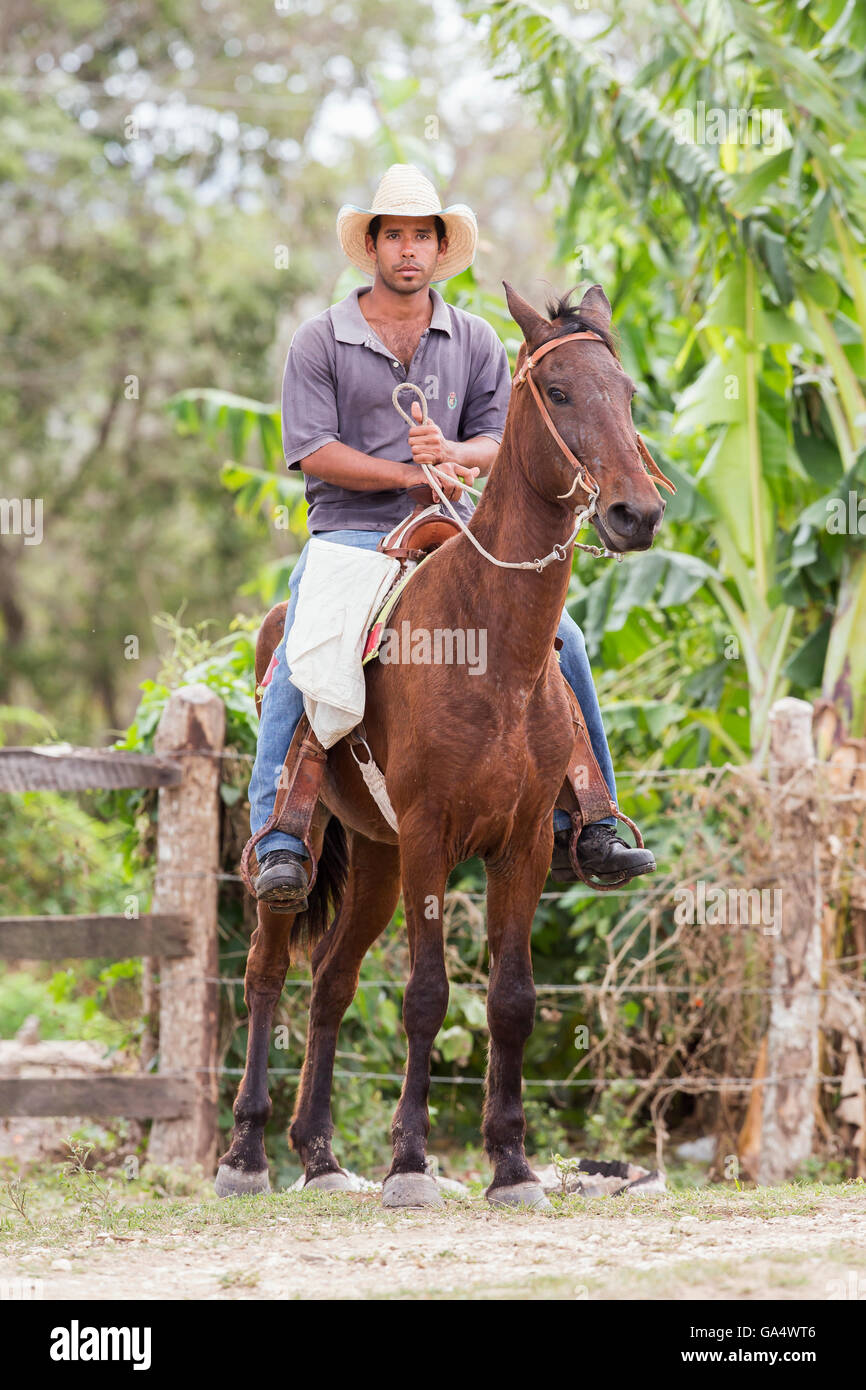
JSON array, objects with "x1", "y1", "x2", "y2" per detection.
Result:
[{"x1": 365, "y1": 215, "x2": 447, "y2": 294}]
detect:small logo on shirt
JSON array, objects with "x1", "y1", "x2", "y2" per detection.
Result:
[{"x1": 447, "y1": 391, "x2": 457, "y2": 409}]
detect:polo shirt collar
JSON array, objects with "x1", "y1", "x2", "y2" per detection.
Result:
[{"x1": 331, "y1": 286, "x2": 453, "y2": 344}]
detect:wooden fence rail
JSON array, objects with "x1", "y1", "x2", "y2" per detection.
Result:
[
  {"x1": 0, "y1": 914, "x2": 191, "y2": 961},
  {"x1": 0, "y1": 1077, "x2": 194, "y2": 1120},
  {"x1": 0, "y1": 683, "x2": 224, "y2": 1172},
  {"x1": 0, "y1": 746, "x2": 182, "y2": 791}
]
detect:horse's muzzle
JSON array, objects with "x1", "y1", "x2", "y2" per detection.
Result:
[{"x1": 596, "y1": 498, "x2": 665, "y2": 552}]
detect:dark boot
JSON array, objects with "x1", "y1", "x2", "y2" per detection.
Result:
[
  {"x1": 551, "y1": 822, "x2": 656, "y2": 885},
  {"x1": 253, "y1": 849, "x2": 310, "y2": 913}
]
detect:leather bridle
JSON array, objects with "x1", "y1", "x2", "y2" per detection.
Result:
[
  {"x1": 512, "y1": 329, "x2": 677, "y2": 502},
  {"x1": 390, "y1": 327, "x2": 676, "y2": 573}
]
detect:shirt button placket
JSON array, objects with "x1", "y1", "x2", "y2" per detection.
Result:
[{"x1": 408, "y1": 328, "x2": 428, "y2": 380}]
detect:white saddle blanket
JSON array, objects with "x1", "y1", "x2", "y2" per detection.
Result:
[{"x1": 286, "y1": 539, "x2": 401, "y2": 749}]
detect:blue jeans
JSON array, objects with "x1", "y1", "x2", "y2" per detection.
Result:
[{"x1": 248, "y1": 529, "x2": 617, "y2": 857}]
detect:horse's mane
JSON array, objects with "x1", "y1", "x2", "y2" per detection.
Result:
[{"x1": 544, "y1": 289, "x2": 620, "y2": 360}]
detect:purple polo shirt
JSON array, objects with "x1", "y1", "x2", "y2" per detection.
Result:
[{"x1": 281, "y1": 286, "x2": 511, "y2": 534}]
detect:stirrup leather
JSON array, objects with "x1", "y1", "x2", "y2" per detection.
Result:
[
  {"x1": 555, "y1": 684, "x2": 646, "y2": 892},
  {"x1": 240, "y1": 714, "x2": 327, "y2": 897}
]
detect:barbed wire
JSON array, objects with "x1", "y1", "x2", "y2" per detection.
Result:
[
  {"x1": 7, "y1": 742, "x2": 866, "y2": 1112},
  {"x1": 7, "y1": 743, "x2": 866, "y2": 782},
  {"x1": 151, "y1": 973, "x2": 866, "y2": 998},
  {"x1": 152, "y1": 857, "x2": 866, "y2": 893},
  {"x1": 186, "y1": 750, "x2": 866, "y2": 793},
  {"x1": 186, "y1": 1066, "x2": 856, "y2": 1089}
]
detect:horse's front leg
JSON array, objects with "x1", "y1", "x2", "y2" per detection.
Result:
[
  {"x1": 383, "y1": 827, "x2": 451, "y2": 1209},
  {"x1": 289, "y1": 833, "x2": 401, "y2": 1188},
  {"x1": 483, "y1": 829, "x2": 553, "y2": 1209},
  {"x1": 215, "y1": 902, "x2": 293, "y2": 1196}
]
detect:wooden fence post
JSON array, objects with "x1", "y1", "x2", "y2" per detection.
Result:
[
  {"x1": 148, "y1": 684, "x2": 225, "y2": 1172},
  {"x1": 758, "y1": 697, "x2": 822, "y2": 1184}
]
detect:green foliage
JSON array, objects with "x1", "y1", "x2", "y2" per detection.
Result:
[
  {"x1": 582, "y1": 1088, "x2": 654, "y2": 1163},
  {"x1": 479, "y1": 0, "x2": 866, "y2": 755},
  {"x1": 0, "y1": 0, "x2": 555, "y2": 742},
  {"x1": 0, "y1": 782, "x2": 137, "y2": 920},
  {"x1": 0, "y1": 969, "x2": 130, "y2": 1049},
  {"x1": 60, "y1": 1140, "x2": 127, "y2": 1231},
  {"x1": 114, "y1": 613, "x2": 261, "y2": 760}
]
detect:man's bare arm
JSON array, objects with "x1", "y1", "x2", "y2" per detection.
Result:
[
  {"x1": 447, "y1": 435, "x2": 499, "y2": 478},
  {"x1": 299, "y1": 440, "x2": 466, "y2": 501},
  {"x1": 300, "y1": 440, "x2": 415, "y2": 493}
]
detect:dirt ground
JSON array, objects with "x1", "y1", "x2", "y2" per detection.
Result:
[{"x1": 3, "y1": 1182, "x2": 866, "y2": 1301}]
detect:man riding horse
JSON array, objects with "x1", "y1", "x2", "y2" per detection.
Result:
[{"x1": 247, "y1": 164, "x2": 656, "y2": 910}]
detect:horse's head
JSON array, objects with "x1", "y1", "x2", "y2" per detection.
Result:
[{"x1": 504, "y1": 282, "x2": 670, "y2": 554}]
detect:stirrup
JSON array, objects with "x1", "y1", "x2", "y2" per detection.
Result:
[{"x1": 566, "y1": 807, "x2": 647, "y2": 892}]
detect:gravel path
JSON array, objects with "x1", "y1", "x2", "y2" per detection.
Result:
[{"x1": 4, "y1": 1190, "x2": 866, "y2": 1300}]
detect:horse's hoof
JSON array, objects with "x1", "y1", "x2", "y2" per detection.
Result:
[
  {"x1": 214, "y1": 1164, "x2": 271, "y2": 1198},
  {"x1": 486, "y1": 1181, "x2": 551, "y2": 1210},
  {"x1": 304, "y1": 1170, "x2": 353, "y2": 1192},
  {"x1": 382, "y1": 1173, "x2": 444, "y2": 1208}
]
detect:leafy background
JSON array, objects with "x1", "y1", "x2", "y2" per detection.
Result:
[{"x1": 1, "y1": 0, "x2": 865, "y2": 1181}]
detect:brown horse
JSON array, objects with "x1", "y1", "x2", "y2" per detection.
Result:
[{"x1": 216, "y1": 282, "x2": 668, "y2": 1208}]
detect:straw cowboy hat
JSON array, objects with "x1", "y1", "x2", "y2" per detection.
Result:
[{"x1": 336, "y1": 164, "x2": 478, "y2": 282}]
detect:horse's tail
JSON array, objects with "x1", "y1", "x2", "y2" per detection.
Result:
[{"x1": 289, "y1": 816, "x2": 348, "y2": 961}]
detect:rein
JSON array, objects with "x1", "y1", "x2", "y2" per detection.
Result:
[
  {"x1": 392, "y1": 328, "x2": 676, "y2": 574},
  {"x1": 393, "y1": 381, "x2": 601, "y2": 572}
]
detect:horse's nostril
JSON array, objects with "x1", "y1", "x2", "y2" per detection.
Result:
[{"x1": 606, "y1": 503, "x2": 643, "y2": 538}]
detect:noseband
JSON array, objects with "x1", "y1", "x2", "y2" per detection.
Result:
[{"x1": 512, "y1": 329, "x2": 677, "y2": 502}]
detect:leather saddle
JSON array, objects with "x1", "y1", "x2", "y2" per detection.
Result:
[{"x1": 376, "y1": 493, "x2": 462, "y2": 564}]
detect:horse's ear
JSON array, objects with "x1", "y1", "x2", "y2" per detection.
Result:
[
  {"x1": 577, "y1": 284, "x2": 612, "y2": 330},
  {"x1": 503, "y1": 282, "x2": 550, "y2": 347}
]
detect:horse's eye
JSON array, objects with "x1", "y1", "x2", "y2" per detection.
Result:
[{"x1": 548, "y1": 387, "x2": 567, "y2": 404}]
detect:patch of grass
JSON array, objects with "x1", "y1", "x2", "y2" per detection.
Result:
[
  {"x1": 0, "y1": 1162, "x2": 864, "y2": 1256},
  {"x1": 818, "y1": 1242, "x2": 866, "y2": 1268},
  {"x1": 218, "y1": 1269, "x2": 260, "y2": 1290},
  {"x1": 544, "y1": 1180, "x2": 866, "y2": 1222},
  {"x1": 582, "y1": 1247, "x2": 866, "y2": 1302},
  {"x1": 0, "y1": 1177, "x2": 33, "y2": 1228},
  {"x1": 61, "y1": 1141, "x2": 127, "y2": 1230},
  {"x1": 0, "y1": 1184, "x2": 473, "y2": 1251},
  {"x1": 378, "y1": 1271, "x2": 612, "y2": 1301}
]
